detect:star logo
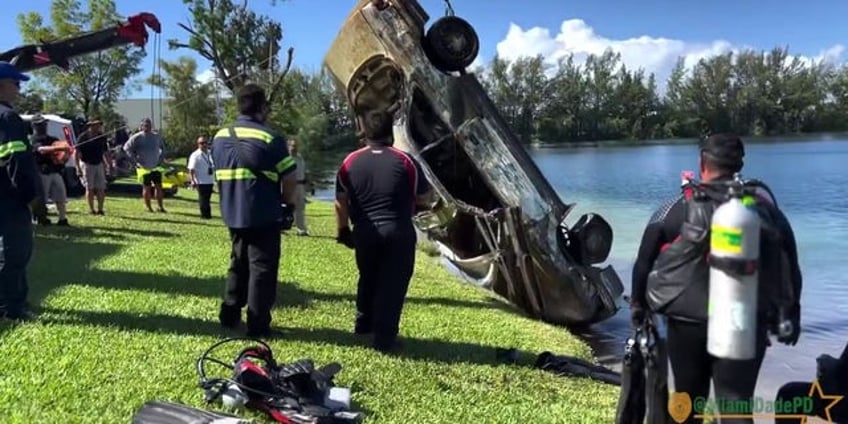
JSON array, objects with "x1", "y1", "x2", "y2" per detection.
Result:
[{"x1": 800, "y1": 380, "x2": 844, "y2": 424}]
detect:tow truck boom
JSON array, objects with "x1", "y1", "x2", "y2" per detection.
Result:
[{"x1": 0, "y1": 12, "x2": 161, "y2": 72}]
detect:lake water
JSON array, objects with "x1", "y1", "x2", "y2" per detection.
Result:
[
  {"x1": 530, "y1": 135, "x2": 848, "y2": 403},
  {"x1": 315, "y1": 135, "x2": 848, "y2": 405}
]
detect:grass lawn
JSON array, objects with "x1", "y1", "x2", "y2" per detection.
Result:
[{"x1": 0, "y1": 188, "x2": 620, "y2": 423}]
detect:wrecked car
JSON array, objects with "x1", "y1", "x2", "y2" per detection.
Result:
[{"x1": 323, "y1": 0, "x2": 625, "y2": 325}]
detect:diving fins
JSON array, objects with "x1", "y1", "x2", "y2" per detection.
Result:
[{"x1": 131, "y1": 400, "x2": 252, "y2": 424}]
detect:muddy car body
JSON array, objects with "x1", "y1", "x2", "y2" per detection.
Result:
[{"x1": 323, "y1": 0, "x2": 624, "y2": 325}]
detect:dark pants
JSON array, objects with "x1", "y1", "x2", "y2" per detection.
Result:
[
  {"x1": 0, "y1": 204, "x2": 33, "y2": 318},
  {"x1": 352, "y1": 221, "x2": 416, "y2": 350},
  {"x1": 774, "y1": 382, "x2": 848, "y2": 423},
  {"x1": 219, "y1": 225, "x2": 281, "y2": 335},
  {"x1": 667, "y1": 319, "x2": 768, "y2": 424},
  {"x1": 30, "y1": 197, "x2": 48, "y2": 222},
  {"x1": 197, "y1": 184, "x2": 213, "y2": 219}
]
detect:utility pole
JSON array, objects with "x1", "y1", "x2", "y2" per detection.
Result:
[
  {"x1": 268, "y1": 38, "x2": 274, "y2": 87},
  {"x1": 214, "y1": 69, "x2": 223, "y2": 125}
]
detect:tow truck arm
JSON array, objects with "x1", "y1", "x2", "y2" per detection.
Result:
[{"x1": 0, "y1": 12, "x2": 161, "y2": 73}]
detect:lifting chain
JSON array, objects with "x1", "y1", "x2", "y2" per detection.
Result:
[{"x1": 443, "y1": 0, "x2": 455, "y2": 16}]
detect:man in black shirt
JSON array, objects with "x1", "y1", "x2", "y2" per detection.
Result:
[
  {"x1": 74, "y1": 119, "x2": 110, "y2": 215},
  {"x1": 30, "y1": 114, "x2": 70, "y2": 225},
  {"x1": 335, "y1": 108, "x2": 434, "y2": 353}
]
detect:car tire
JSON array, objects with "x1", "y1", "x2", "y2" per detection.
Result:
[{"x1": 424, "y1": 16, "x2": 480, "y2": 73}]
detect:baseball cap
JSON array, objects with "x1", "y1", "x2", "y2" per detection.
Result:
[
  {"x1": 0, "y1": 61, "x2": 30, "y2": 82},
  {"x1": 699, "y1": 133, "x2": 745, "y2": 169}
]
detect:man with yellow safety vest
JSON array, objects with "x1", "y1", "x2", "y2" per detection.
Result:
[
  {"x1": 0, "y1": 61, "x2": 38, "y2": 321},
  {"x1": 211, "y1": 83, "x2": 298, "y2": 338},
  {"x1": 124, "y1": 118, "x2": 167, "y2": 213}
]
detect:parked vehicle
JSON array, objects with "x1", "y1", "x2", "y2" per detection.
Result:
[
  {"x1": 21, "y1": 114, "x2": 181, "y2": 197},
  {"x1": 323, "y1": 0, "x2": 624, "y2": 325}
]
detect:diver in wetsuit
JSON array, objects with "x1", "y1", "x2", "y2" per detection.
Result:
[{"x1": 630, "y1": 134, "x2": 803, "y2": 424}]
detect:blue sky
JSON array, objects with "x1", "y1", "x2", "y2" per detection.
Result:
[{"x1": 2, "y1": 0, "x2": 847, "y2": 98}]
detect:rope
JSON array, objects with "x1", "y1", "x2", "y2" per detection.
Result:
[
  {"x1": 70, "y1": 53, "x2": 276, "y2": 150},
  {"x1": 444, "y1": 0, "x2": 455, "y2": 16},
  {"x1": 148, "y1": 32, "x2": 163, "y2": 130},
  {"x1": 156, "y1": 33, "x2": 163, "y2": 131},
  {"x1": 148, "y1": 34, "x2": 156, "y2": 125}
]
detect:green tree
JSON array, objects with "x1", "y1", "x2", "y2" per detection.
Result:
[
  {"x1": 16, "y1": 0, "x2": 147, "y2": 118},
  {"x1": 265, "y1": 68, "x2": 356, "y2": 187},
  {"x1": 149, "y1": 56, "x2": 218, "y2": 157},
  {"x1": 478, "y1": 44, "x2": 848, "y2": 143},
  {"x1": 17, "y1": 90, "x2": 45, "y2": 114},
  {"x1": 168, "y1": 0, "x2": 294, "y2": 102}
]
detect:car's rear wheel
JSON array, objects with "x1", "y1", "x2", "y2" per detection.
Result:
[{"x1": 424, "y1": 16, "x2": 479, "y2": 73}]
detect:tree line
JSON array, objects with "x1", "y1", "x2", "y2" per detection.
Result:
[
  {"x1": 481, "y1": 48, "x2": 848, "y2": 144},
  {"x1": 14, "y1": 0, "x2": 848, "y2": 180}
]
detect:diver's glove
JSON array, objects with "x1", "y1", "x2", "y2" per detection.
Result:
[
  {"x1": 629, "y1": 297, "x2": 647, "y2": 328},
  {"x1": 777, "y1": 303, "x2": 801, "y2": 346},
  {"x1": 280, "y1": 203, "x2": 295, "y2": 231},
  {"x1": 337, "y1": 227, "x2": 355, "y2": 249}
]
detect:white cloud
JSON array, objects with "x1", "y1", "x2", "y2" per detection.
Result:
[
  {"x1": 491, "y1": 19, "x2": 846, "y2": 94},
  {"x1": 196, "y1": 68, "x2": 217, "y2": 85},
  {"x1": 195, "y1": 68, "x2": 233, "y2": 100}
]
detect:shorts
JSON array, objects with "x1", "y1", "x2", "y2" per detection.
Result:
[
  {"x1": 82, "y1": 163, "x2": 107, "y2": 191},
  {"x1": 41, "y1": 172, "x2": 67, "y2": 203},
  {"x1": 141, "y1": 171, "x2": 163, "y2": 186}
]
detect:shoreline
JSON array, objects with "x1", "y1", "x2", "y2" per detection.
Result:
[{"x1": 529, "y1": 131, "x2": 848, "y2": 149}]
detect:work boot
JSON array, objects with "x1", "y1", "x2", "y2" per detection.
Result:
[
  {"x1": 245, "y1": 308, "x2": 274, "y2": 338},
  {"x1": 56, "y1": 218, "x2": 70, "y2": 226},
  {"x1": 0, "y1": 307, "x2": 38, "y2": 322},
  {"x1": 245, "y1": 327, "x2": 286, "y2": 339},
  {"x1": 218, "y1": 303, "x2": 241, "y2": 329},
  {"x1": 372, "y1": 336, "x2": 403, "y2": 354}
]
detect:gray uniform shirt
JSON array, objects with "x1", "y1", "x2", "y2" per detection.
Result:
[{"x1": 123, "y1": 131, "x2": 165, "y2": 170}]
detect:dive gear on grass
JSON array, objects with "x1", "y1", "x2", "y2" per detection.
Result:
[
  {"x1": 615, "y1": 314, "x2": 671, "y2": 424},
  {"x1": 197, "y1": 338, "x2": 364, "y2": 424},
  {"x1": 131, "y1": 400, "x2": 251, "y2": 424},
  {"x1": 615, "y1": 327, "x2": 645, "y2": 424},
  {"x1": 534, "y1": 351, "x2": 621, "y2": 386}
]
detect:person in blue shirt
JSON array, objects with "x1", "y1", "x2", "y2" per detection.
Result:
[
  {"x1": 0, "y1": 61, "x2": 39, "y2": 321},
  {"x1": 211, "y1": 83, "x2": 297, "y2": 338}
]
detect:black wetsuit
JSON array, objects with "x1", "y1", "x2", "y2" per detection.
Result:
[
  {"x1": 632, "y1": 191, "x2": 771, "y2": 424},
  {"x1": 335, "y1": 142, "x2": 431, "y2": 351}
]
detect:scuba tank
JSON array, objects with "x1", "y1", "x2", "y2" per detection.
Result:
[{"x1": 707, "y1": 174, "x2": 761, "y2": 360}]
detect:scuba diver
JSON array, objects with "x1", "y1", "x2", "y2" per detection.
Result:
[
  {"x1": 629, "y1": 133, "x2": 803, "y2": 424},
  {"x1": 774, "y1": 340, "x2": 847, "y2": 423}
]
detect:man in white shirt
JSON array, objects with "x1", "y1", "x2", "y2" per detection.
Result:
[
  {"x1": 288, "y1": 138, "x2": 309, "y2": 236},
  {"x1": 187, "y1": 136, "x2": 215, "y2": 219}
]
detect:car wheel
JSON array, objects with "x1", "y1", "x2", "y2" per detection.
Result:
[{"x1": 424, "y1": 16, "x2": 480, "y2": 73}]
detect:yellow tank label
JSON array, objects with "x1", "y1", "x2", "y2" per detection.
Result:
[{"x1": 711, "y1": 225, "x2": 743, "y2": 254}]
